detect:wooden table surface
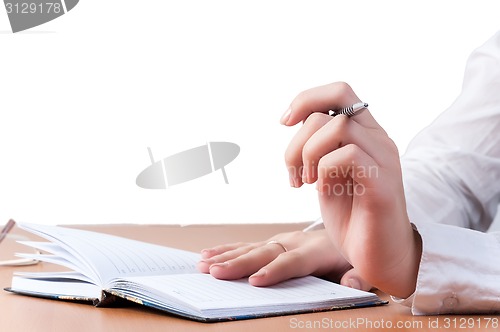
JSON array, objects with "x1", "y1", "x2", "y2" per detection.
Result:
[{"x1": 1, "y1": 222, "x2": 498, "y2": 332}]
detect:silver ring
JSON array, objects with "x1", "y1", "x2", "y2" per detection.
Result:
[{"x1": 267, "y1": 240, "x2": 288, "y2": 253}]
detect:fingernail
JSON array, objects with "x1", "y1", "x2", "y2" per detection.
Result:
[
  {"x1": 280, "y1": 107, "x2": 291, "y2": 125},
  {"x1": 295, "y1": 176, "x2": 303, "y2": 188},
  {"x1": 209, "y1": 262, "x2": 228, "y2": 270},
  {"x1": 302, "y1": 171, "x2": 308, "y2": 184},
  {"x1": 201, "y1": 248, "x2": 214, "y2": 258},
  {"x1": 250, "y1": 269, "x2": 267, "y2": 278},
  {"x1": 348, "y1": 278, "x2": 361, "y2": 290}
]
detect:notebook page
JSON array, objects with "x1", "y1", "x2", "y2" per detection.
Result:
[
  {"x1": 17, "y1": 223, "x2": 200, "y2": 285},
  {"x1": 120, "y1": 274, "x2": 377, "y2": 315},
  {"x1": 17, "y1": 241, "x2": 99, "y2": 280}
]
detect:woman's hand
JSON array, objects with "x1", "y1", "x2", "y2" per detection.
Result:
[
  {"x1": 197, "y1": 229, "x2": 372, "y2": 291},
  {"x1": 282, "y1": 82, "x2": 421, "y2": 298}
]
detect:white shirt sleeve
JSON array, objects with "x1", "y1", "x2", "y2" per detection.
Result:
[
  {"x1": 402, "y1": 30, "x2": 500, "y2": 232},
  {"x1": 398, "y1": 222, "x2": 500, "y2": 315},
  {"x1": 395, "y1": 30, "x2": 500, "y2": 314},
  {"x1": 305, "y1": 31, "x2": 500, "y2": 314}
]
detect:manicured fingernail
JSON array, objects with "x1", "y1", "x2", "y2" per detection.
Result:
[
  {"x1": 280, "y1": 107, "x2": 291, "y2": 125},
  {"x1": 209, "y1": 262, "x2": 228, "y2": 270},
  {"x1": 250, "y1": 269, "x2": 267, "y2": 278},
  {"x1": 348, "y1": 278, "x2": 361, "y2": 290}
]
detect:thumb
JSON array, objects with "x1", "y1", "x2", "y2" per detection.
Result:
[{"x1": 340, "y1": 268, "x2": 372, "y2": 292}]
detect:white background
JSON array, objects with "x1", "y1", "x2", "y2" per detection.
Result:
[{"x1": 1, "y1": 0, "x2": 499, "y2": 226}]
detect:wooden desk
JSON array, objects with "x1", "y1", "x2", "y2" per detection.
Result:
[{"x1": 1, "y1": 223, "x2": 498, "y2": 332}]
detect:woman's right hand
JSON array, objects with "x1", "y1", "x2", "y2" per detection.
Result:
[{"x1": 197, "y1": 229, "x2": 372, "y2": 291}]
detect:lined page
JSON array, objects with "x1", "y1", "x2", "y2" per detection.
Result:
[
  {"x1": 18, "y1": 223, "x2": 200, "y2": 285},
  {"x1": 121, "y1": 274, "x2": 377, "y2": 315}
]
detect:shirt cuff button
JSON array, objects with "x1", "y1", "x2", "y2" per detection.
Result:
[{"x1": 443, "y1": 295, "x2": 459, "y2": 309}]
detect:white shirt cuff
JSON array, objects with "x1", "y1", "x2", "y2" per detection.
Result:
[{"x1": 396, "y1": 221, "x2": 500, "y2": 315}]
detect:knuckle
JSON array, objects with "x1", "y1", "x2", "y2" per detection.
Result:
[
  {"x1": 334, "y1": 112, "x2": 350, "y2": 125},
  {"x1": 333, "y1": 81, "x2": 352, "y2": 93},
  {"x1": 343, "y1": 144, "x2": 362, "y2": 159},
  {"x1": 262, "y1": 244, "x2": 281, "y2": 256},
  {"x1": 329, "y1": 115, "x2": 349, "y2": 136},
  {"x1": 302, "y1": 141, "x2": 317, "y2": 164},
  {"x1": 282, "y1": 230, "x2": 306, "y2": 244},
  {"x1": 330, "y1": 81, "x2": 360, "y2": 105},
  {"x1": 303, "y1": 112, "x2": 327, "y2": 126},
  {"x1": 281, "y1": 250, "x2": 305, "y2": 265},
  {"x1": 386, "y1": 137, "x2": 400, "y2": 155}
]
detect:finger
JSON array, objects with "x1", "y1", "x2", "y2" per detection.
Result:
[
  {"x1": 316, "y1": 144, "x2": 386, "y2": 249},
  {"x1": 248, "y1": 250, "x2": 318, "y2": 286},
  {"x1": 200, "y1": 242, "x2": 257, "y2": 259},
  {"x1": 340, "y1": 268, "x2": 373, "y2": 291},
  {"x1": 302, "y1": 115, "x2": 392, "y2": 183},
  {"x1": 284, "y1": 82, "x2": 383, "y2": 130},
  {"x1": 285, "y1": 112, "x2": 332, "y2": 187},
  {"x1": 317, "y1": 144, "x2": 407, "y2": 270},
  {"x1": 316, "y1": 144, "x2": 381, "y2": 195},
  {"x1": 197, "y1": 242, "x2": 264, "y2": 273},
  {"x1": 208, "y1": 243, "x2": 289, "y2": 280}
]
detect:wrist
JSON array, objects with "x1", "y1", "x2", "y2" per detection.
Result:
[
  {"x1": 391, "y1": 228, "x2": 422, "y2": 298},
  {"x1": 365, "y1": 225, "x2": 422, "y2": 299}
]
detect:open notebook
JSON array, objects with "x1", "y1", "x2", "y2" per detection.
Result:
[{"x1": 5, "y1": 223, "x2": 385, "y2": 322}]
